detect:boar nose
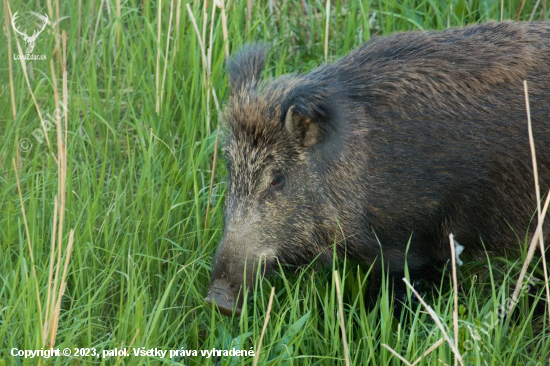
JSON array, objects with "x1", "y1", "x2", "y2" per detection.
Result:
[{"x1": 205, "y1": 279, "x2": 242, "y2": 317}]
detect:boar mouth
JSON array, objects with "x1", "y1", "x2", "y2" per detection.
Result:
[{"x1": 205, "y1": 279, "x2": 243, "y2": 316}]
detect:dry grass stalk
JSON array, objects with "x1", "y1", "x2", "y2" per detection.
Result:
[
  {"x1": 324, "y1": 0, "x2": 330, "y2": 61},
  {"x1": 55, "y1": 0, "x2": 59, "y2": 39},
  {"x1": 161, "y1": 0, "x2": 175, "y2": 106},
  {"x1": 511, "y1": 80, "x2": 550, "y2": 321},
  {"x1": 204, "y1": 0, "x2": 229, "y2": 236},
  {"x1": 253, "y1": 286, "x2": 275, "y2": 366},
  {"x1": 149, "y1": 128, "x2": 177, "y2": 159},
  {"x1": 529, "y1": 0, "x2": 542, "y2": 21},
  {"x1": 247, "y1": 0, "x2": 252, "y2": 40},
  {"x1": 3, "y1": 0, "x2": 17, "y2": 118},
  {"x1": 186, "y1": 4, "x2": 208, "y2": 87},
  {"x1": 403, "y1": 278, "x2": 465, "y2": 366},
  {"x1": 45, "y1": 30, "x2": 74, "y2": 350},
  {"x1": 202, "y1": 0, "x2": 207, "y2": 52},
  {"x1": 508, "y1": 191, "x2": 550, "y2": 322},
  {"x1": 92, "y1": 0, "x2": 105, "y2": 48},
  {"x1": 412, "y1": 338, "x2": 445, "y2": 366},
  {"x1": 46, "y1": 0, "x2": 53, "y2": 20},
  {"x1": 155, "y1": 0, "x2": 162, "y2": 114},
  {"x1": 116, "y1": 0, "x2": 121, "y2": 46},
  {"x1": 382, "y1": 344, "x2": 413, "y2": 366},
  {"x1": 43, "y1": 197, "x2": 58, "y2": 343},
  {"x1": 203, "y1": 0, "x2": 220, "y2": 231},
  {"x1": 50, "y1": 60, "x2": 59, "y2": 112},
  {"x1": 47, "y1": 0, "x2": 61, "y2": 64},
  {"x1": 515, "y1": 0, "x2": 526, "y2": 20},
  {"x1": 49, "y1": 54, "x2": 64, "y2": 343},
  {"x1": 205, "y1": 2, "x2": 217, "y2": 133},
  {"x1": 77, "y1": 0, "x2": 82, "y2": 53},
  {"x1": 215, "y1": 0, "x2": 230, "y2": 59},
  {"x1": 175, "y1": 0, "x2": 182, "y2": 51},
  {"x1": 204, "y1": 125, "x2": 221, "y2": 237},
  {"x1": 49, "y1": 230, "x2": 74, "y2": 348},
  {"x1": 91, "y1": 0, "x2": 96, "y2": 22},
  {"x1": 449, "y1": 234, "x2": 459, "y2": 366},
  {"x1": 383, "y1": 335, "x2": 445, "y2": 365},
  {"x1": 334, "y1": 270, "x2": 350, "y2": 366},
  {"x1": 186, "y1": 3, "x2": 222, "y2": 238},
  {"x1": 209, "y1": 4, "x2": 219, "y2": 75},
  {"x1": 115, "y1": 329, "x2": 140, "y2": 366},
  {"x1": 62, "y1": 31, "x2": 68, "y2": 147},
  {"x1": 44, "y1": 56, "x2": 59, "y2": 347}
]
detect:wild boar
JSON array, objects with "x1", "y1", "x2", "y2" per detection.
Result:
[{"x1": 205, "y1": 20, "x2": 550, "y2": 316}]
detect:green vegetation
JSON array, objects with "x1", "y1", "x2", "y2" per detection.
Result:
[{"x1": 1, "y1": 0, "x2": 549, "y2": 364}]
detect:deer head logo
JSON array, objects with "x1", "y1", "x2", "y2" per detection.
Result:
[{"x1": 11, "y1": 11, "x2": 49, "y2": 55}]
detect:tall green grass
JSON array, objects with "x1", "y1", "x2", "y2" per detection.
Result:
[{"x1": 1, "y1": 0, "x2": 549, "y2": 365}]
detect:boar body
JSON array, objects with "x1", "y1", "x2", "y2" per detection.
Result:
[{"x1": 206, "y1": 21, "x2": 550, "y2": 316}]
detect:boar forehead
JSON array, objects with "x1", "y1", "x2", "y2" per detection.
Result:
[{"x1": 222, "y1": 94, "x2": 299, "y2": 197}]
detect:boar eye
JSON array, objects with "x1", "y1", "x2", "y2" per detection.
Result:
[{"x1": 270, "y1": 175, "x2": 285, "y2": 189}]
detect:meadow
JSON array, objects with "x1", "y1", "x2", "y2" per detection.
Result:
[{"x1": 1, "y1": 0, "x2": 549, "y2": 364}]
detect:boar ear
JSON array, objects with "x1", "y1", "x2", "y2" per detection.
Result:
[
  {"x1": 284, "y1": 87, "x2": 336, "y2": 147},
  {"x1": 227, "y1": 43, "x2": 269, "y2": 93},
  {"x1": 284, "y1": 106, "x2": 324, "y2": 147}
]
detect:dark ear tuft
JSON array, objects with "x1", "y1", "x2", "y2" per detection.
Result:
[{"x1": 227, "y1": 43, "x2": 269, "y2": 93}]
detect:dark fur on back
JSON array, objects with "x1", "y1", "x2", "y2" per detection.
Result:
[{"x1": 208, "y1": 21, "x2": 550, "y2": 314}]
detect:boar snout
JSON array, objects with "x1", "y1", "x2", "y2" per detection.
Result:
[
  {"x1": 206, "y1": 235, "x2": 277, "y2": 316},
  {"x1": 206, "y1": 205, "x2": 279, "y2": 316},
  {"x1": 205, "y1": 278, "x2": 243, "y2": 317},
  {"x1": 205, "y1": 248, "x2": 247, "y2": 316}
]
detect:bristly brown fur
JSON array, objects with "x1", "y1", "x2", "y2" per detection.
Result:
[{"x1": 207, "y1": 21, "x2": 550, "y2": 315}]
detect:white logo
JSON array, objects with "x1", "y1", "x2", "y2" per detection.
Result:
[{"x1": 11, "y1": 11, "x2": 48, "y2": 60}]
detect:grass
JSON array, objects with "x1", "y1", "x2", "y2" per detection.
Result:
[{"x1": 1, "y1": 0, "x2": 549, "y2": 365}]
